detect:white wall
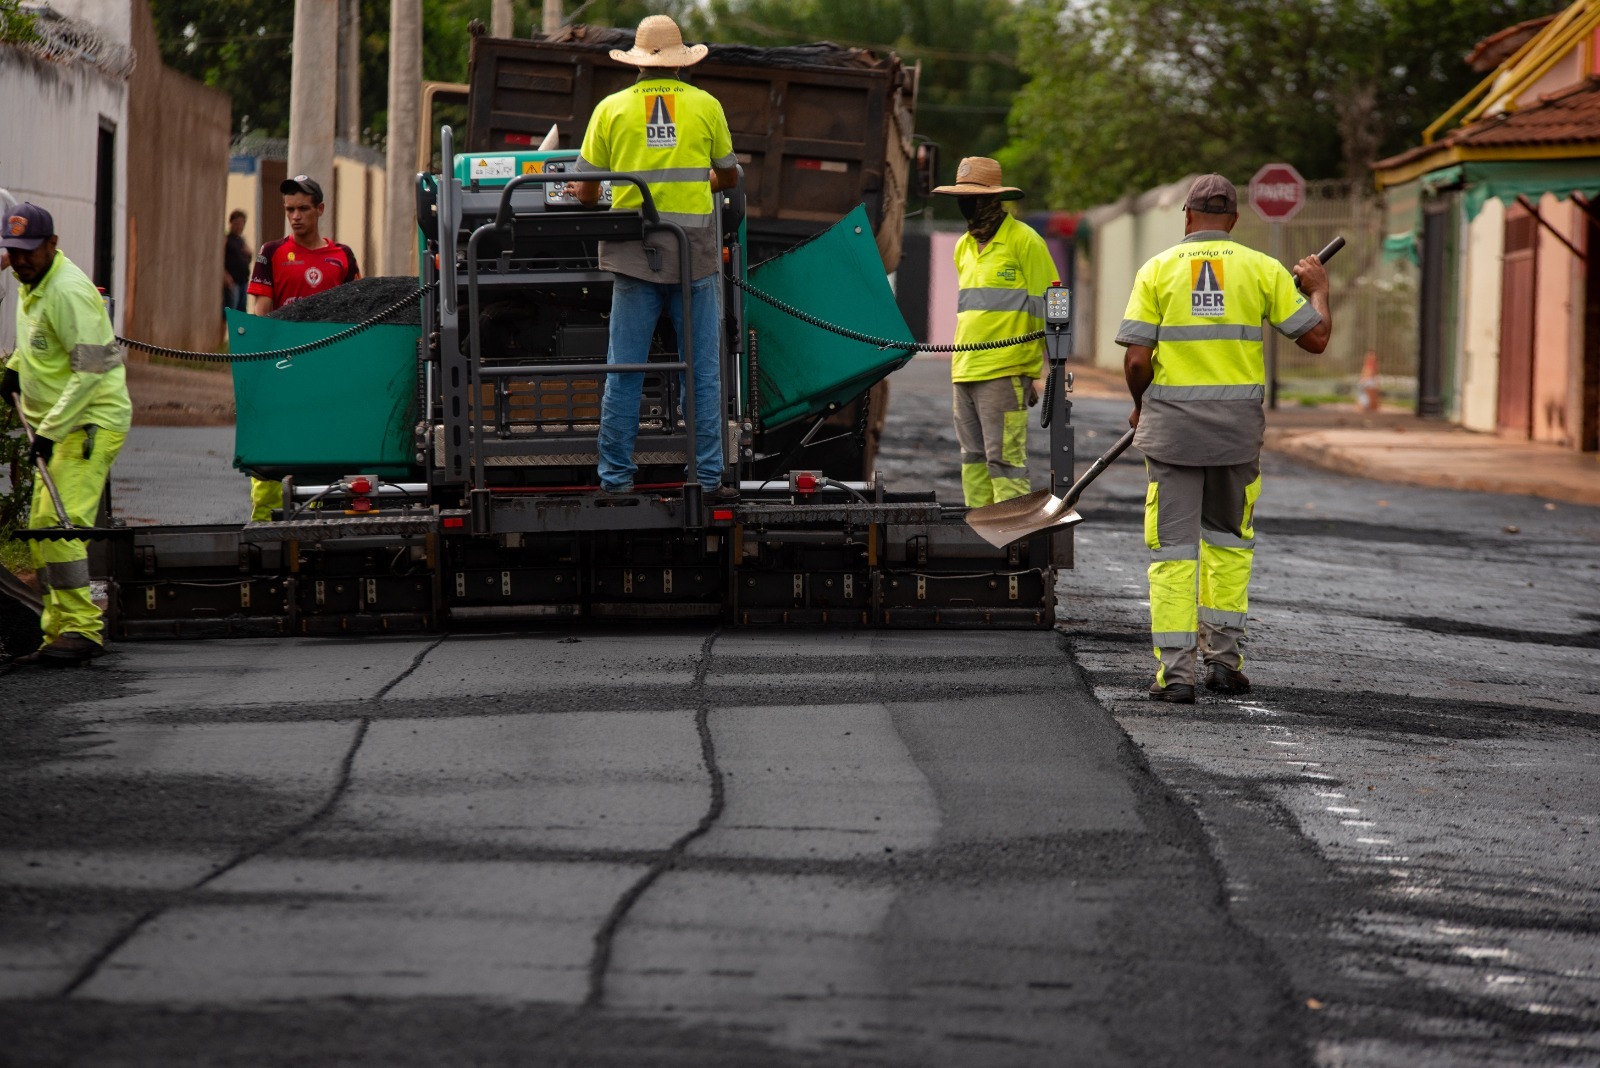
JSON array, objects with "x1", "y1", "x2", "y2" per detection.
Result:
[
  {"x1": 1458, "y1": 196, "x2": 1505, "y2": 433},
  {"x1": 0, "y1": 51, "x2": 130, "y2": 351}
]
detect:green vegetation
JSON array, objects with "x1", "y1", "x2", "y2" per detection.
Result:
[
  {"x1": 1, "y1": 408, "x2": 34, "y2": 571},
  {"x1": 0, "y1": 0, "x2": 40, "y2": 46}
]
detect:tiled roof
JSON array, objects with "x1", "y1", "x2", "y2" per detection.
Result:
[
  {"x1": 1374, "y1": 76, "x2": 1600, "y2": 171},
  {"x1": 1466, "y1": 15, "x2": 1556, "y2": 72}
]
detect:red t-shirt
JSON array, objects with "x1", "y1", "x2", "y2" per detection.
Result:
[{"x1": 248, "y1": 236, "x2": 361, "y2": 310}]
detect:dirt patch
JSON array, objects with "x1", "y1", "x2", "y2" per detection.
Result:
[{"x1": 126, "y1": 358, "x2": 234, "y2": 427}]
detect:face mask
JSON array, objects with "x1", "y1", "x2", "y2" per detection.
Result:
[{"x1": 963, "y1": 196, "x2": 1005, "y2": 243}]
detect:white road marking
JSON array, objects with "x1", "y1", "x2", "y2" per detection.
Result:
[
  {"x1": 1325, "y1": 807, "x2": 1362, "y2": 814},
  {"x1": 1340, "y1": 820, "x2": 1376, "y2": 827},
  {"x1": 1314, "y1": 791, "x2": 1346, "y2": 799},
  {"x1": 1487, "y1": 975, "x2": 1527, "y2": 986},
  {"x1": 1455, "y1": 947, "x2": 1513, "y2": 961},
  {"x1": 1356, "y1": 836, "x2": 1393, "y2": 844}
]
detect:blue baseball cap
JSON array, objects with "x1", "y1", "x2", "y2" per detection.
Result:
[{"x1": 1, "y1": 202, "x2": 54, "y2": 251}]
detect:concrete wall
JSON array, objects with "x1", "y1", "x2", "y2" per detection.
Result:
[
  {"x1": 125, "y1": 0, "x2": 231, "y2": 352},
  {"x1": 928, "y1": 230, "x2": 961, "y2": 346},
  {"x1": 1458, "y1": 197, "x2": 1505, "y2": 433},
  {"x1": 1091, "y1": 209, "x2": 1136, "y2": 371},
  {"x1": 0, "y1": 49, "x2": 129, "y2": 351},
  {"x1": 1532, "y1": 195, "x2": 1581, "y2": 446}
]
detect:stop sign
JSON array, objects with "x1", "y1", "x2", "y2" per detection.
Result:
[{"x1": 1249, "y1": 162, "x2": 1305, "y2": 222}]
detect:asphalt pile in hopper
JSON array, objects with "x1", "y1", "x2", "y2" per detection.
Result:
[{"x1": 268, "y1": 276, "x2": 424, "y2": 326}]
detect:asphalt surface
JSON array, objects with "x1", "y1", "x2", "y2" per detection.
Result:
[{"x1": 2, "y1": 356, "x2": 1598, "y2": 1065}]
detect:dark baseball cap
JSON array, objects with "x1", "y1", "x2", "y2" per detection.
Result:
[
  {"x1": 1186, "y1": 174, "x2": 1238, "y2": 214},
  {"x1": 1, "y1": 202, "x2": 55, "y2": 251},
  {"x1": 280, "y1": 175, "x2": 324, "y2": 204}
]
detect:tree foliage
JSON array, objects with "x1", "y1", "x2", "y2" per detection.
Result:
[{"x1": 1001, "y1": 0, "x2": 1568, "y2": 209}]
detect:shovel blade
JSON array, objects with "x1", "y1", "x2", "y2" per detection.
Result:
[{"x1": 965, "y1": 489, "x2": 1084, "y2": 549}]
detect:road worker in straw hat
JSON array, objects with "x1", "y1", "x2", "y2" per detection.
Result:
[
  {"x1": 566, "y1": 14, "x2": 740, "y2": 501},
  {"x1": 932, "y1": 158, "x2": 1058, "y2": 507}
]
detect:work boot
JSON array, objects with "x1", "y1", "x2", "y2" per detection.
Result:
[
  {"x1": 594, "y1": 484, "x2": 635, "y2": 501},
  {"x1": 2, "y1": 648, "x2": 45, "y2": 668},
  {"x1": 706, "y1": 484, "x2": 740, "y2": 502},
  {"x1": 1204, "y1": 662, "x2": 1251, "y2": 695},
  {"x1": 38, "y1": 632, "x2": 106, "y2": 665},
  {"x1": 1147, "y1": 681, "x2": 1195, "y2": 704}
]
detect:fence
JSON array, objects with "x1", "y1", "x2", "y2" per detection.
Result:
[{"x1": 1229, "y1": 179, "x2": 1418, "y2": 405}]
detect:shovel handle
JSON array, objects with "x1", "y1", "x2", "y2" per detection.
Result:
[
  {"x1": 9, "y1": 392, "x2": 73, "y2": 531},
  {"x1": 1063, "y1": 426, "x2": 1136, "y2": 508}
]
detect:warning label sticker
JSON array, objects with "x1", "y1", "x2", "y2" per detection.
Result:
[{"x1": 469, "y1": 156, "x2": 516, "y2": 181}]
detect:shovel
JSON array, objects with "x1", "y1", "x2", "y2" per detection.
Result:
[
  {"x1": 966, "y1": 427, "x2": 1136, "y2": 549},
  {"x1": 7, "y1": 394, "x2": 125, "y2": 542}
]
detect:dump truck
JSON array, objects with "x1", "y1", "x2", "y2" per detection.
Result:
[{"x1": 74, "y1": 28, "x2": 1080, "y2": 635}]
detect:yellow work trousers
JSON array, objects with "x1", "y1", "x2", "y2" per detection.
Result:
[
  {"x1": 953, "y1": 376, "x2": 1033, "y2": 508},
  {"x1": 250, "y1": 477, "x2": 283, "y2": 522},
  {"x1": 1143, "y1": 457, "x2": 1261, "y2": 687},
  {"x1": 28, "y1": 426, "x2": 127, "y2": 649}
]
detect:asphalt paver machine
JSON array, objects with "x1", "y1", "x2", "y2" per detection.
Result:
[{"x1": 104, "y1": 131, "x2": 1074, "y2": 636}]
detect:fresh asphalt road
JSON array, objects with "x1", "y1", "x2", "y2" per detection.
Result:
[{"x1": 2, "y1": 357, "x2": 1598, "y2": 1066}]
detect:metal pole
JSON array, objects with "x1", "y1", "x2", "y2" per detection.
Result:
[
  {"x1": 543, "y1": 0, "x2": 562, "y2": 36},
  {"x1": 492, "y1": 0, "x2": 514, "y2": 37},
  {"x1": 1267, "y1": 220, "x2": 1281, "y2": 411},
  {"x1": 288, "y1": 0, "x2": 338, "y2": 202},
  {"x1": 384, "y1": 0, "x2": 422, "y2": 277}
]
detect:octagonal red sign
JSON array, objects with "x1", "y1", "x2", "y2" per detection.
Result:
[{"x1": 1249, "y1": 163, "x2": 1305, "y2": 222}]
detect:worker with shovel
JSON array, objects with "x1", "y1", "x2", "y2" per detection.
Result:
[
  {"x1": 1116, "y1": 175, "x2": 1330, "y2": 703},
  {"x1": 2, "y1": 203, "x2": 130, "y2": 666},
  {"x1": 932, "y1": 158, "x2": 1058, "y2": 507}
]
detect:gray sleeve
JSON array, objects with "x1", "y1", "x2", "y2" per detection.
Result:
[{"x1": 1275, "y1": 302, "x2": 1323, "y2": 339}]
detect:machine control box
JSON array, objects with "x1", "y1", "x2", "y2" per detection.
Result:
[{"x1": 1044, "y1": 285, "x2": 1071, "y2": 325}]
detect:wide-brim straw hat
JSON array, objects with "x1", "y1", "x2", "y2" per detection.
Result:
[
  {"x1": 610, "y1": 15, "x2": 709, "y2": 68},
  {"x1": 932, "y1": 156, "x2": 1024, "y2": 200}
]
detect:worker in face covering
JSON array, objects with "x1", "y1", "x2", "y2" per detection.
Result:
[{"x1": 932, "y1": 158, "x2": 1058, "y2": 507}]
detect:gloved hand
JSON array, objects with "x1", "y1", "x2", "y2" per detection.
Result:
[
  {"x1": 29, "y1": 434, "x2": 54, "y2": 464},
  {"x1": 1, "y1": 367, "x2": 18, "y2": 409}
]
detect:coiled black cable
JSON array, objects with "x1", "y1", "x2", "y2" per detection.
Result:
[
  {"x1": 115, "y1": 283, "x2": 434, "y2": 363},
  {"x1": 727, "y1": 274, "x2": 1045, "y2": 353}
]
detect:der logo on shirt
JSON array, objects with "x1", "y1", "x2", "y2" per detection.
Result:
[
  {"x1": 1191, "y1": 259, "x2": 1225, "y2": 317},
  {"x1": 645, "y1": 94, "x2": 677, "y2": 148}
]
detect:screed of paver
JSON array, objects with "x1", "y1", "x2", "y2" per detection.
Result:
[
  {"x1": 305, "y1": 710, "x2": 709, "y2": 854},
  {"x1": 693, "y1": 702, "x2": 941, "y2": 860},
  {"x1": 76, "y1": 859, "x2": 639, "y2": 1003},
  {"x1": 382, "y1": 631, "x2": 704, "y2": 702},
  {"x1": 64, "y1": 639, "x2": 439, "y2": 716}
]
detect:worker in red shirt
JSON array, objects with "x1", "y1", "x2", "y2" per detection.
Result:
[
  {"x1": 244, "y1": 175, "x2": 360, "y2": 519},
  {"x1": 248, "y1": 175, "x2": 359, "y2": 313}
]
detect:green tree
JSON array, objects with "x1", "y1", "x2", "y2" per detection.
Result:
[{"x1": 1002, "y1": 0, "x2": 1567, "y2": 209}]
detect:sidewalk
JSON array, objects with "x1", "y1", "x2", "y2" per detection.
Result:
[{"x1": 1067, "y1": 365, "x2": 1600, "y2": 507}]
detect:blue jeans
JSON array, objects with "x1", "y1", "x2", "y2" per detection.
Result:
[{"x1": 598, "y1": 273, "x2": 723, "y2": 491}]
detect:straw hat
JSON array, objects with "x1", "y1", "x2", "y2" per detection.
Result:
[
  {"x1": 932, "y1": 157, "x2": 1024, "y2": 200},
  {"x1": 610, "y1": 15, "x2": 709, "y2": 68}
]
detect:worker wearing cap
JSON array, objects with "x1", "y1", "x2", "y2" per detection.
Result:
[
  {"x1": 932, "y1": 158, "x2": 1057, "y2": 507},
  {"x1": 1, "y1": 202, "x2": 131, "y2": 666},
  {"x1": 565, "y1": 14, "x2": 740, "y2": 500},
  {"x1": 1116, "y1": 174, "x2": 1331, "y2": 703},
  {"x1": 245, "y1": 175, "x2": 361, "y2": 521}
]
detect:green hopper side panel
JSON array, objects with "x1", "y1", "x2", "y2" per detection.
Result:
[
  {"x1": 746, "y1": 205, "x2": 914, "y2": 430},
  {"x1": 228, "y1": 310, "x2": 422, "y2": 480}
]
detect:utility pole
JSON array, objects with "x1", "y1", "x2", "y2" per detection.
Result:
[
  {"x1": 338, "y1": 0, "x2": 361, "y2": 144},
  {"x1": 492, "y1": 0, "x2": 514, "y2": 38},
  {"x1": 288, "y1": 0, "x2": 338, "y2": 209},
  {"x1": 385, "y1": 0, "x2": 422, "y2": 277},
  {"x1": 543, "y1": 0, "x2": 562, "y2": 36}
]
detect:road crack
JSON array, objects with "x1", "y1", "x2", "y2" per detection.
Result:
[
  {"x1": 583, "y1": 628, "x2": 726, "y2": 1010},
  {"x1": 58, "y1": 716, "x2": 374, "y2": 998}
]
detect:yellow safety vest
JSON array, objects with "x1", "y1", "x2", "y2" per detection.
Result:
[
  {"x1": 577, "y1": 76, "x2": 736, "y2": 230},
  {"x1": 1115, "y1": 230, "x2": 1320, "y2": 400},
  {"x1": 951, "y1": 214, "x2": 1056, "y2": 382},
  {"x1": 9, "y1": 252, "x2": 131, "y2": 440}
]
